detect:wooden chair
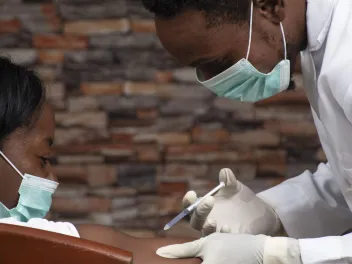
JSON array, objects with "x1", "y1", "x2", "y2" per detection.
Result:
[{"x1": 0, "y1": 223, "x2": 133, "y2": 264}]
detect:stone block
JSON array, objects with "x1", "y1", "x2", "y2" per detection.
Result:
[
  {"x1": 112, "y1": 207, "x2": 138, "y2": 221},
  {"x1": 0, "y1": 33, "x2": 31, "y2": 48},
  {"x1": 255, "y1": 106, "x2": 313, "y2": 121},
  {"x1": 64, "y1": 19, "x2": 130, "y2": 35},
  {"x1": 54, "y1": 184, "x2": 88, "y2": 198},
  {"x1": 192, "y1": 126, "x2": 230, "y2": 143},
  {"x1": 52, "y1": 197, "x2": 112, "y2": 213},
  {"x1": 154, "y1": 116, "x2": 195, "y2": 132},
  {"x1": 0, "y1": 19, "x2": 21, "y2": 33},
  {"x1": 38, "y1": 50, "x2": 64, "y2": 64},
  {"x1": 55, "y1": 112, "x2": 108, "y2": 129},
  {"x1": 52, "y1": 165, "x2": 87, "y2": 183},
  {"x1": 0, "y1": 49, "x2": 37, "y2": 65},
  {"x1": 57, "y1": 155, "x2": 104, "y2": 164},
  {"x1": 264, "y1": 120, "x2": 317, "y2": 136},
  {"x1": 133, "y1": 133, "x2": 190, "y2": 145},
  {"x1": 98, "y1": 95, "x2": 159, "y2": 112},
  {"x1": 172, "y1": 68, "x2": 197, "y2": 83},
  {"x1": 112, "y1": 197, "x2": 137, "y2": 209},
  {"x1": 137, "y1": 195, "x2": 159, "y2": 218},
  {"x1": 136, "y1": 145, "x2": 161, "y2": 162},
  {"x1": 167, "y1": 145, "x2": 254, "y2": 163},
  {"x1": 118, "y1": 164, "x2": 157, "y2": 192},
  {"x1": 160, "y1": 99, "x2": 209, "y2": 116},
  {"x1": 20, "y1": 17, "x2": 61, "y2": 33},
  {"x1": 90, "y1": 33, "x2": 156, "y2": 49},
  {"x1": 45, "y1": 82, "x2": 65, "y2": 100},
  {"x1": 54, "y1": 128, "x2": 108, "y2": 146},
  {"x1": 158, "y1": 181, "x2": 189, "y2": 196},
  {"x1": 59, "y1": 2, "x2": 127, "y2": 20},
  {"x1": 137, "y1": 109, "x2": 159, "y2": 120},
  {"x1": 155, "y1": 71, "x2": 173, "y2": 83},
  {"x1": 209, "y1": 164, "x2": 256, "y2": 182},
  {"x1": 230, "y1": 129, "x2": 280, "y2": 147},
  {"x1": 34, "y1": 65, "x2": 62, "y2": 82},
  {"x1": 255, "y1": 149, "x2": 287, "y2": 164},
  {"x1": 257, "y1": 163, "x2": 287, "y2": 178},
  {"x1": 162, "y1": 164, "x2": 208, "y2": 179},
  {"x1": 68, "y1": 96, "x2": 98, "y2": 112},
  {"x1": 81, "y1": 82, "x2": 123, "y2": 95},
  {"x1": 127, "y1": 0, "x2": 154, "y2": 19},
  {"x1": 89, "y1": 187, "x2": 137, "y2": 198},
  {"x1": 159, "y1": 195, "x2": 183, "y2": 216},
  {"x1": 90, "y1": 213, "x2": 114, "y2": 226},
  {"x1": 131, "y1": 19, "x2": 155, "y2": 33},
  {"x1": 86, "y1": 165, "x2": 118, "y2": 187},
  {"x1": 188, "y1": 179, "x2": 218, "y2": 197},
  {"x1": 65, "y1": 50, "x2": 114, "y2": 65},
  {"x1": 126, "y1": 66, "x2": 158, "y2": 82},
  {"x1": 33, "y1": 34, "x2": 88, "y2": 49}
]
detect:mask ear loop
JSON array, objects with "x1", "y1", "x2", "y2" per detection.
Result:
[
  {"x1": 246, "y1": 1, "x2": 287, "y2": 61},
  {"x1": 245, "y1": 1, "x2": 254, "y2": 60},
  {"x1": 280, "y1": 22, "x2": 287, "y2": 60},
  {"x1": 0, "y1": 151, "x2": 24, "y2": 179}
]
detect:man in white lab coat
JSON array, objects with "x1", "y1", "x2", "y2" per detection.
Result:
[{"x1": 143, "y1": 0, "x2": 352, "y2": 263}]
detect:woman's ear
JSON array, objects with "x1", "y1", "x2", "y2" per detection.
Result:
[{"x1": 255, "y1": 0, "x2": 286, "y2": 24}]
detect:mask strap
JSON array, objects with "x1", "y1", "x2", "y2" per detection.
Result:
[
  {"x1": 246, "y1": 1, "x2": 287, "y2": 61},
  {"x1": 245, "y1": 1, "x2": 254, "y2": 60},
  {"x1": 0, "y1": 151, "x2": 24, "y2": 179},
  {"x1": 280, "y1": 23, "x2": 287, "y2": 60}
]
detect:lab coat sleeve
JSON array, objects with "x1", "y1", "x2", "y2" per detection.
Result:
[
  {"x1": 258, "y1": 163, "x2": 352, "y2": 239},
  {"x1": 299, "y1": 233, "x2": 352, "y2": 264}
]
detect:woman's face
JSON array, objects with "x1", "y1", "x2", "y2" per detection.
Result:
[{"x1": 0, "y1": 103, "x2": 56, "y2": 208}]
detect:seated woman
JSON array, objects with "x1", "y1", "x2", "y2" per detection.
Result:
[{"x1": 0, "y1": 57, "x2": 200, "y2": 264}]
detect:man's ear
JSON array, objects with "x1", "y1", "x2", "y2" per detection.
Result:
[{"x1": 255, "y1": 0, "x2": 285, "y2": 24}]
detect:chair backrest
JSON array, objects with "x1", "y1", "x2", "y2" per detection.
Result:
[{"x1": 0, "y1": 223, "x2": 133, "y2": 264}]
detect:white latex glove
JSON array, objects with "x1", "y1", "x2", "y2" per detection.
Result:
[
  {"x1": 157, "y1": 233, "x2": 302, "y2": 264},
  {"x1": 183, "y1": 168, "x2": 281, "y2": 236}
]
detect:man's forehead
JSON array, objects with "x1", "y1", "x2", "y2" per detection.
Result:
[{"x1": 156, "y1": 13, "x2": 246, "y2": 66}]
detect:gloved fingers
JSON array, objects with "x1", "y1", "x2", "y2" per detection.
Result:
[
  {"x1": 182, "y1": 191, "x2": 198, "y2": 209},
  {"x1": 182, "y1": 191, "x2": 198, "y2": 221},
  {"x1": 220, "y1": 224, "x2": 231, "y2": 233},
  {"x1": 201, "y1": 218, "x2": 217, "y2": 237},
  {"x1": 219, "y1": 168, "x2": 240, "y2": 188},
  {"x1": 190, "y1": 196, "x2": 215, "y2": 230},
  {"x1": 156, "y1": 238, "x2": 204, "y2": 259}
]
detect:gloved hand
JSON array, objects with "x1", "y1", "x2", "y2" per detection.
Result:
[
  {"x1": 156, "y1": 233, "x2": 302, "y2": 264},
  {"x1": 183, "y1": 168, "x2": 282, "y2": 236}
]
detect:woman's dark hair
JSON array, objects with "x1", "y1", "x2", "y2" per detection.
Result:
[{"x1": 0, "y1": 56, "x2": 46, "y2": 147}]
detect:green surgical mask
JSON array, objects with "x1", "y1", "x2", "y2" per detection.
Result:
[
  {"x1": 0, "y1": 151, "x2": 58, "y2": 222},
  {"x1": 197, "y1": 1, "x2": 290, "y2": 102}
]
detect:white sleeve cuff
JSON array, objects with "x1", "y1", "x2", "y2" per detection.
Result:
[
  {"x1": 299, "y1": 236, "x2": 347, "y2": 264},
  {"x1": 264, "y1": 237, "x2": 302, "y2": 264}
]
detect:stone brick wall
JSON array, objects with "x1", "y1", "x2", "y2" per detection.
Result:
[{"x1": 0, "y1": 0, "x2": 326, "y2": 237}]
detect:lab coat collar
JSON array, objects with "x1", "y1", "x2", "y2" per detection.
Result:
[{"x1": 306, "y1": 0, "x2": 337, "y2": 52}]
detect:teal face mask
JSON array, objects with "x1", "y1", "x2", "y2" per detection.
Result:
[
  {"x1": 197, "y1": 1, "x2": 290, "y2": 103},
  {"x1": 0, "y1": 151, "x2": 58, "y2": 222}
]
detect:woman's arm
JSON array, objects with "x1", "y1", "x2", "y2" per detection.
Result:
[{"x1": 78, "y1": 224, "x2": 201, "y2": 264}]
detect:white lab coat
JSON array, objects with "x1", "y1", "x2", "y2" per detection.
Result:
[
  {"x1": 0, "y1": 217, "x2": 80, "y2": 238},
  {"x1": 258, "y1": 0, "x2": 352, "y2": 263}
]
